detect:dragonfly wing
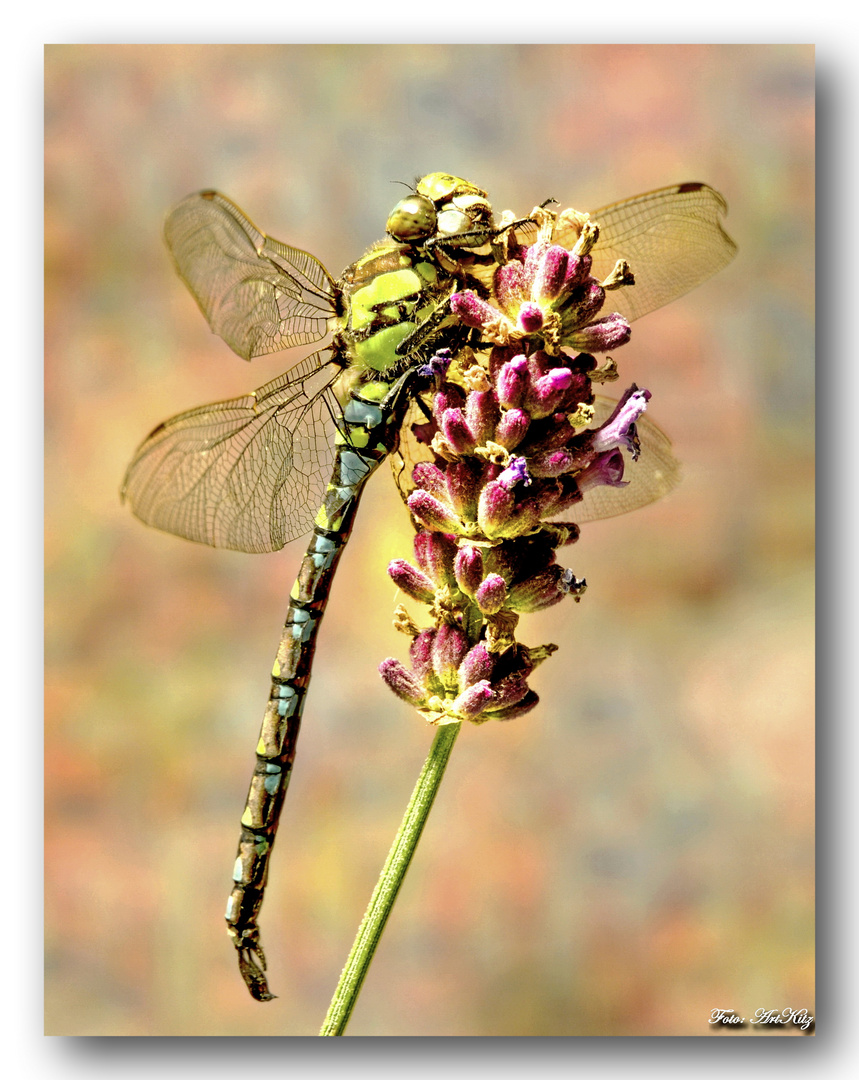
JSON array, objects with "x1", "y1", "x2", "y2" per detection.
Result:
[
  {"x1": 121, "y1": 351, "x2": 344, "y2": 553},
  {"x1": 165, "y1": 191, "x2": 338, "y2": 360},
  {"x1": 521, "y1": 183, "x2": 736, "y2": 324},
  {"x1": 572, "y1": 396, "x2": 681, "y2": 523}
]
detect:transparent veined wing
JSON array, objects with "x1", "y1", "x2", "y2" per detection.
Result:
[
  {"x1": 572, "y1": 396, "x2": 681, "y2": 523},
  {"x1": 534, "y1": 182, "x2": 735, "y2": 325},
  {"x1": 165, "y1": 191, "x2": 339, "y2": 360},
  {"x1": 391, "y1": 394, "x2": 680, "y2": 523},
  {"x1": 121, "y1": 351, "x2": 345, "y2": 553}
]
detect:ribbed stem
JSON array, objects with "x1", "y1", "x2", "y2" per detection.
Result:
[{"x1": 319, "y1": 721, "x2": 462, "y2": 1036}]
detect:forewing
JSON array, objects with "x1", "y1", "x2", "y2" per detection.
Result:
[
  {"x1": 121, "y1": 351, "x2": 343, "y2": 553},
  {"x1": 529, "y1": 183, "x2": 736, "y2": 323},
  {"x1": 165, "y1": 191, "x2": 338, "y2": 360},
  {"x1": 572, "y1": 397, "x2": 681, "y2": 523}
]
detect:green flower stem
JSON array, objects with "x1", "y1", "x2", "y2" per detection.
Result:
[{"x1": 319, "y1": 721, "x2": 462, "y2": 1036}]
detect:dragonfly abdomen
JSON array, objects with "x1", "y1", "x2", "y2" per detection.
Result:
[{"x1": 225, "y1": 382, "x2": 408, "y2": 1000}]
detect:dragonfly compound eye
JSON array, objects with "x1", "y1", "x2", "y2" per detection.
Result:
[
  {"x1": 436, "y1": 207, "x2": 474, "y2": 237},
  {"x1": 387, "y1": 194, "x2": 437, "y2": 242}
]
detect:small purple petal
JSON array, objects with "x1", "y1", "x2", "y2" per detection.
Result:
[
  {"x1": 576, "y1": 449, "x2": 627, "y2": 491},
  {"x1": 591, "y1": 386, "x2": 652, "y2": 455},
  {"x1": 497, "y1": 456, "x2": 532, "y2": 490}
]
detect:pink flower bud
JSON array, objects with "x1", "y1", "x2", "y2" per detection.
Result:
[
  {"x1": 379, "y1": 658, "x2": 428, "y2": 707},
  {"x1": 451, "y1": 680, "x2": 493, "y2": 721},
  {"x1": 495, "y1": 407, "x2": 530, "y2": 450},
  {"x1": 517, "y1": 302, "x2": 544, "y2": 333},
  {"x1": 496, "y1": 355, "x2": 529, "y2": 408},
  {"x1": 475, "y1": 573, "x2": 508, "y2": 615},
  {"x1": 458, "y1": 642, "x2": 493, "y2": 689},
  {"x1": 465, "y1": 389, "x2": 500, "y2": 446},
  {"x1": 477, "y1": 481, "x2": 514, "y2": 537},
  {"x1": 441, "y1": 408, "x2": 477, "y2": 454},
  {"x1": 387, "y1": 559, "x2": 435, "y2": 604},
  {"x1": 569, "y1": 313, "x2": 631, "y2": 354},
  {"x1": 408, "y1": 490, "x2": 462, "y2": 533},
  {"x1": 450, "y1": 290, "x2": 498, "y2": 329},
  {"x1": 454, "y1": 545, "x2": 484, "y2": 596}
]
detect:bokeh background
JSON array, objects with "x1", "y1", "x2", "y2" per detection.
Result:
[{"x1": 45, "y1": 44, "x2": 814, "y2": 1036}]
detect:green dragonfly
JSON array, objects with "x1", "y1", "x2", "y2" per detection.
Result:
[{"x1": 122, "y1": 174, "x2": 736, "y2": 1000}]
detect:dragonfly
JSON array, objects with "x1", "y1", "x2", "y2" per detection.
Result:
[{"x1": 122, "y1": 173, "x2": 736, "y2": 1001}]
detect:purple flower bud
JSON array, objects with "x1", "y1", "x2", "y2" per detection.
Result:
[
  {"x1": 495, "y1": 407, "x2": 530, "y2": 450},
  {"x1": 487, "y1": 690, "x2": 540, "y2": 722},
  {"x1": 569, "y1": 313, "x2": 631, "y2": 354},
  {"x1": 494, "y1": 260, "x2": 528, "y2": 314},
  {"x1": 576, "y1": 449, "x2": 627, "y2": 491},
  {"x1": 527, "y1": 367, "x2": 574, "y2": 417},
  {"x1": 567, "y1": 281, "x2": 606, "y2": 325},
  {"x1": 432, "y1": 623, "x2": 470, "y2": 682},
  {"x1": 484, "y1": 675, "x2": 530, "y2": 711},
  {"x1": 451, "y1": 680, "x2": 493, "y2": 721},
  {"x1": 408, "y1": 490, "x2": 462, "y2": 533},
  {"x1": 414, "y1": 530, "x2": 457, "y2": 586},
  {"x1": 379, "y1": 658, "x2": 428, "y2": 707},
  {"x1": 454, "y1": 545, "x2": 484, "y2": 596},
  {"x1": 563, "y1": 253, "x2": 592, "y2": 290},
  {"x1": 411, "y1": 461, "x2": 447, "y2": 498},
  {"x1": 517, "y1": 302, "x2": 544, "y2": 333},
  {"x1": 458, "y1": 642, "x2": 493, "y2": 689},
  {"x1": 533, "y1": 245, "x2": 569, "y2": 301},
  {"x1": 507, "y1": 565, "x2": 569, "y2": 612},
  {"x1": 409, "y1": 629, "x2": 436, "y2": 681},
  {"x1": 496, "y1": 355, "x2": 529, "y2": 408},
  {"x1": 387, "y1": 559, "x2": 436, "y2": 604},
  {"x1": 475, "y1": 573, "x2": 508, "y2": 615},
  {"x1": 477, "y1": 481, "x2": 514, "y2": 537},
  {"x1": 434, "y1": 384, "x2": 466, "y2": 415},
  {"x1": 441, "y1": 407, "x2": 477, "y2": 454},
  {"x1": 450, "y1": 290, "x2": 498, "y2": 329},
  {"x1": 445, "y1": 460, "x2": 481, "y2": 519},
  {"x1": 465, "y1": 390, "x2": 500, "y2": 446}
]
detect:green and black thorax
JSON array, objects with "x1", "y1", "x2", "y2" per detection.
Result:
[{"x1": 331, "y1": 173, "x2": 509, "y2": 386}]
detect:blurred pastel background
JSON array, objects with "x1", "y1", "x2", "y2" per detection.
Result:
[{"x1": 45, "y1": 44, "x2": 814, "y2": 1036}]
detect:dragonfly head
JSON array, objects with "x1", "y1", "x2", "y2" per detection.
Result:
[{"x1": 386, "y1": 173, "x2": 494, "y2": 247}]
